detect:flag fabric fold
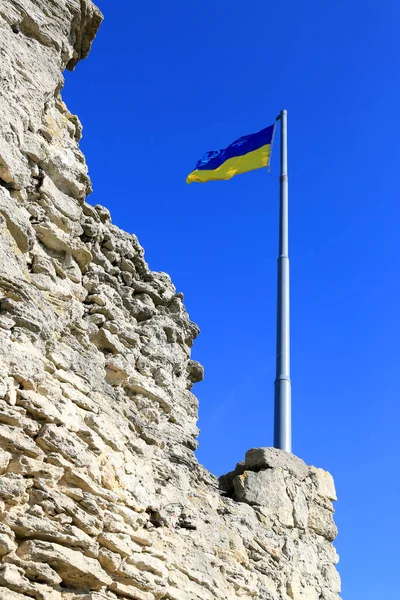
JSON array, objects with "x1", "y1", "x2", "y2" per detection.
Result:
[{"x1": 186, "y1": 123, "x2": 275, "y2": 184}]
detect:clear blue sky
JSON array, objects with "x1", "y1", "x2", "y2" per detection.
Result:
[{"x1": 64, "y1": 1, "x2": 400, "y2": 597}]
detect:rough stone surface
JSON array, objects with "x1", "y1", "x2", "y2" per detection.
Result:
[
  {"x1": 0, "y1": 1, "x2": 342, "y2": 599},
  {"x1": 245, "y1": 447, "x2": 309, "y2": 481}
]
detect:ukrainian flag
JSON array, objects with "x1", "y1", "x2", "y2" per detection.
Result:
[{"x1": 186, "y1": 123, "x2": 275, "y2": 184}]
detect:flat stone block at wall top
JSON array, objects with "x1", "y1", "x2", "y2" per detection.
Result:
[{"x1": 245, "y1": 447, "x2": 309, "y2": 480}]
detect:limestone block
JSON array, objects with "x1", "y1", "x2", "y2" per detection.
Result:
[
  {"x1": 245, "y1": 447, "x2": 309, "y2": 481},
  {"x1": 0, "y1": 423, "x2": 43, "y2": 458},
  {"x1": 4, "y1": 378, "x2": 18, "y2": 406},
  {"x1": 126, "y1": 552, "x2": 168, "y2": 578},
  {"x1": 309, "y1": 467, "x2": 337, "y2": 501},
  {"x1": 17, "y1": 540, "x2": 112, "y2": 591},
  {"x1": 293, "y1": 489, "x2": 308, "y2": 530},
  {"x1": 64, "y1": 469, "x2": 118, "y2": 502},
  {"x1": 130, "y1": 529, "x2": 152, "y2": 547},
  {"x1": 0, "y1": 448, "x2": 12, "y2": 474},
  {"x1": 97, "y1": 547, "x2": 122, "y2": 573},
  {"x1": 186, "y1": 360, "x2": 204, "y2": 384},
  {"x1": 60, "y1": 383, "x2": 99, "y2": 413},
  {"x1": 112, "y1": 505, "x2": 144, "y2": 530},
  {"x1": 0, "y1": 533, "x2": 18, "y2": 557},
  {"x1": 0, "y1": 473, "x2": 32, "y2": 505},
  {"x1": 98, "y1": 533, "x2": 142, "y2": 558},
  {"x1": 3, "y1": 553, "x2": 62, "y2": 585},
  {"x1": 54, "y1": 369, "x2": 90, "y2": 395},
  {"x1": 0, "y1": 588, "x2": 37, "y2": 600},
  {"x1": 287, "y1": 578, "x2": 320, "y2": 600},
  {"x1": 0, "y1": 188, "x2": 35, "y2": 253},
  {"x1": 91, "y1": 327, "x2": 126, "y2": 355},
  {"x1": 295, "y1": 540, "x2": 319, "y2": 576},
  {"x1": 109, "y1": 582, "x2": 154, "y2": 600},
  {"x1": 7, "y1": 456, "x2": 64, "y2": 481},
  {"x1": 101, "y1": 512, "x2": 135, "y2": 536},
  {"x1": 4, "y1": 514, "x2": 99, "y2": 555},
  {"x1": 0, "y1": 402, "x2": 27, "y2": 426},
  {"x1": 85, "y1": 413, "x2": 127, "y2": 452},
  {"x1": 16, "y1": 390, "x2": 63, "y2": 423},
  {"x1": 233, "y1": 470, "x2": 294, "y2": 527},
  {"x1": 126, "y1": 372, "x2": 174, "y2": 414},
  {"x1": 321, "y1": 564, "x2": 341, "y2": 594},
  {"x1": 36, "y1": 424, "x2": 98, "y2": 475},
  {"x1": 0, "y1": 379, "x2": 9, "y2": 398},
  {"x1": 308, "y1": 503, "x2": 338, "y2": 541},
  {"x1": 162, "y1": 587, "x2": 187, "y2": 600},
  {"x1": 0, "y1": 563, "x2": 61, "y2": 599},
  {"x1": 110, "y1": 560, "x2": 165, "y2": 595},
  {"x1": 29, "y1": 487, "x2": 102, "y2": 537},
  {"x1": 1, "y1": 280, "x2": 57, "y2": 338}
]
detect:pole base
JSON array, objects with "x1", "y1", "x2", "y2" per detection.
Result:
[{"x1": 274, "y1": 378, "x2": 292, "y2": 452}]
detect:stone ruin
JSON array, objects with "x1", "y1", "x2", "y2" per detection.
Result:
[{"x1": 0, "y1": 2, "x2": 342, "y2": 599}]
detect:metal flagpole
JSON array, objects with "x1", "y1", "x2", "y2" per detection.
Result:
[{"x1": 274, "y1": 109, "x2": 292, "y2": 452}]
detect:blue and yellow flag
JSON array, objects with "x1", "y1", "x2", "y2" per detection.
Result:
[{"x1": 186, "y1": 124, "x2": 275, "y2": 184}]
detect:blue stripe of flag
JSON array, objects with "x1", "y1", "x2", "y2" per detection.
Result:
[{"x1": 195, "y1": 124, "x2": 275, "y2": 171}]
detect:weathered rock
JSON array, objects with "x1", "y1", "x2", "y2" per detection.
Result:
[
  {"x1": 293, "y1": 488, "x2": 309, "y2": 530},
  {"x1": 0, "y1": 448, "x2": 12, "y2": 474},
  {"x1": 0, "y1": 533, "x2": 18, "y2": 557},
  {"x1": 245, "y1": 447, "x2": 309, "y2": 481},
  {"x1": 308, "y1": 503, "x2": 338, "y2": 542},
  {"x1": 7, "y1": 456, "x2": 64, "y2": 480},
  {"x1": 0, "y1": 424, "x2": 43, "y2": 458},
  {"x1": 126, "y1": 552, "x2": 168, "y2": 579},
  {"x1": 16, "y1": 390, "x2": 64, "y2": 424},
  {"x1": 98, "y1": 533, "x2": 141, "y2": 558},
  {"x1": 309, "y1": 466, "x2": 337, "y2": 501},
  {"x1": 0, "y1": 588, "x2": 36, "y2": 600},
  {"x1": 36, "y1": 424, "x2": 98, "y2": 474},
  {"x1": 110, "y1": 582, "x2": 153, "y2": 600},
  {"x1": 97, "y1": 547, "x2": 122, "y2": 573},
  {"x1": 4, "y1": 514, "x2": 99, "y2": 555},
  {"x1": 0, "y1": 474, "x2": 32, "y2": 505},
  {"x1": 4, "y1": 552, "x2": 62, "y2": 585},
  {"x1": 0, "y1": 190, "x2": 35, "y2": 253},
  {"x1": 17, "y1": 540, "x2": 112, "y2": 590},
  {"x1": 233, "y1": 469, "x2": 294, "y2": 526},
  {"x1": 0, "y1": 563, "x2": 61, "y2": 599}
]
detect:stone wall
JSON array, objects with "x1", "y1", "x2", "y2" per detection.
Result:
[{"x1": 0, "y1": 2, "x2": 342, "y2": 599}]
